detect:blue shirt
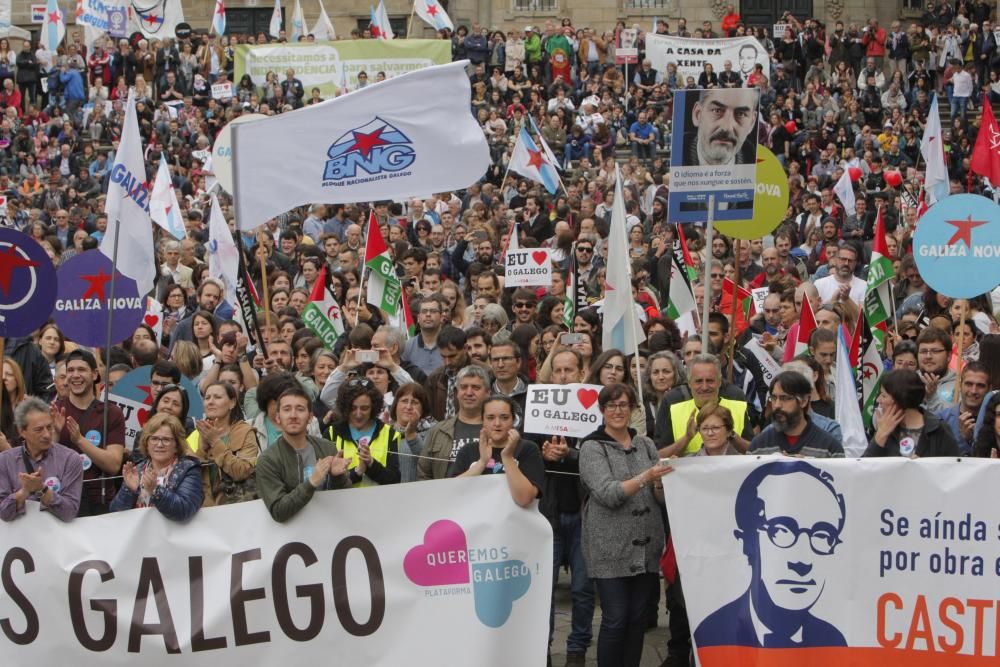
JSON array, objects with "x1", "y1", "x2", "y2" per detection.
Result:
[
  {"x1": 402, "y1": 335, "x2": 442, "y2": 378},
  {"x1": 629, "y1": 121, "x2": 654, "y2": 140}
]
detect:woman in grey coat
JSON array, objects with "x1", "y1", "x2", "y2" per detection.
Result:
[{"x1": 579, "y1": 383, "x2": 672, "y2": 667}]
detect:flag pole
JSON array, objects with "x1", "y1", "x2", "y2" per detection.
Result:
[
  {"x1": 953, "y1": 306, "x2": 967, "y2": 405},
  {"x1": 700, "y1": 195, "x2": 715, "y2": 352},
  {"x1": 406, "y1": 2, "x2": 416, "y2": 37},
  {"x1": 727, "y1": 238, "x2": 741, "y2": 384},
  {"x1": 888, "y1": 279, "x2": 900, "y2": 340},
  {"x1": 257, "y1": 232, "x2": 272, "y2": 333},
  {"x1": 101, "y1": 218, "x2": 121, "y2": 456}
]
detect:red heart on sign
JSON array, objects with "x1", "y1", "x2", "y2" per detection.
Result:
[
  {"x1": 144, "y1": 314, "x2": 159, "y2": 327},
  {"x1": 137, "y1": 408, "x2": 150, "y2": 426},
  {"x1": 532, "y1": 250, "x2": 548, "y2": 265},
  {"x1": 577, "y1": 388, "x2": 598, "y2": 409}
]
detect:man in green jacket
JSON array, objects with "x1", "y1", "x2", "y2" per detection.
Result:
[
  {"x1": 525, "y1": 27, "x2": 543, "y2": 68},
  {"x1": 257, "y1": 387, "x2": 351, "y2": 522}
]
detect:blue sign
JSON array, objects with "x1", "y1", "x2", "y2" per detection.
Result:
[
  {"x1": 107, "y1": 7, "x2": 127, "y2": 38},
  {"x1": 667, "y1": 88, "x2": 760, "y2": 223},
  {"x1": 109, "y1": 365, "x2": 204, "y2": 451},
  {"x1": 0, "y1": 228, "x2": 57, "y2": 337},
  {"x1": 913, "y1": 194, "x2": 1000, "y2": 298},
  {"x1": 53, "y1": 250, "x2": 144, "y2": 347}
]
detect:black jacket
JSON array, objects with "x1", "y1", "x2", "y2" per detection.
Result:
[
  {"x1": 864, "y1": 411, "x2": 960, "y2": 458},
  {"x1": 6, "y1": 336, "x2": 52, "y2": 401}
]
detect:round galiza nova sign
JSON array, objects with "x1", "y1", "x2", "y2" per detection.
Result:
[
  {"x1": 913, "y1": 194, "x2": 1000, "y2": 298},
  {"x1": 53, "y1": 250, "x2": 145, "y2": 347},
  {"x1": 0, "y1": 228, "x2": 57, "y2": 337},
  {"x1": 713, "y1": 145, "x2": 789, "y2": 240}
]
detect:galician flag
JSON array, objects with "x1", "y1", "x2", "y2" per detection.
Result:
[
  {"x1": 101, "y1": 90, "x2": 155, "y2": 296},
  {"x1": 509, "y1": 127, "x2": 559, "y2": 195},
  {"x1": 832, "y1": 168, "x2": 855, "y2": 214},
  {"x1": 289, "y1": 0, "x2": 305, "y2": 42},
  {"x1": 528, "y1": 114, "x2": 560, "y2": 170},
  {"x1": 149, "y1": 153, "x2": 185, "y2": 241},
  {"x1": 311, "y1": 0, "x2": 336, "y2": 41},
  {"x1": 371, "y1": 1, "x2": 394, "y2": 39},
  {"x1": 835, "y1": 326, "x2": 868, "y2": 457},
  {"x1": 864, "y1": 207, "x2": 895, "y2": 350},
  {"x1": 42, "y1": 0, "x2": 65, "y2": 52},
  {"x1": 304, "y1": 266, "x2": 345, "y2": 349},
  {"x1": 921, "y1": 93, "x2": 949, "y2": 204},
  {"x1": 414, "y1": 0, "x2": 454, "y2": 31},
  {"x1": 364, "y1": 210, "x2": 401, "y2": 316},
  {"x1": 269, "y1": 0, "x2": 282, "y2": 38},
  {"x1": 563, "y1": 254, "x2": 578, "y2": 329},
  {"x1": 206, "y1": 193, "x2": 240, "y2": 312},
  {"x1": 601, "y1": 165, "x2": 646, "y2": 354},
  {"x1": 211, "y1": 0, "x2": 226, "y2": 35},
  {"x1": 860, "y1": 326, "x2": 884, "y2": 430}
]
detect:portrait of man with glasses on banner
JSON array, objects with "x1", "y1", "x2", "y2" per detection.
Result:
[{"x1": 693, "y1": 460, "x2": 847, "y2": 649}]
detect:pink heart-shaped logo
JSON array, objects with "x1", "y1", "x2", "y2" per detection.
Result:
[
  {"x1": 404, "y1": 520, "x2": 470, "y2": 586},
  {"x1": 144, "y1": 314, "x2": 160, "y2": 327},
  {"x1": 577, "y1": 388, "x2": 598, "y2": 410},
  {"x1": 137, "y1": 408, "x2": 150, "y2": 426},
  {"x1": 532, "y1": 250, "x2": 548, "y2": 265}
]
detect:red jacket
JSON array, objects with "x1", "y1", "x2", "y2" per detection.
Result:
[{"x1": 863, "y1": 27, "x2": 887, "y2": 57}]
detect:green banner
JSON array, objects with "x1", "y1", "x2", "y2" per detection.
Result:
[{"x1": 233, "y1": 40, "x2": 452, "y2": 100}]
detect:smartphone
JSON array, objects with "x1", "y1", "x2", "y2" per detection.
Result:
[
  {"x1": 355, "y1": 350, "x2": 379, "y2": 363},
  {"x1": 561, "y1": 333, "x2": 584, "y2": 345}
]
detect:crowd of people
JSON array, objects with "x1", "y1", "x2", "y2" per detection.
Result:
[{"x1": 2, "y1": 2, "x2": 1000, "y2": 666}]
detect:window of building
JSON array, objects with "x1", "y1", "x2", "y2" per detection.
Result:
[{"x1": 513, "y1": 0, "x2": 558, "y2": 12}]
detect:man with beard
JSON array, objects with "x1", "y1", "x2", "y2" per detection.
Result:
[
  {"x1": 749, "y1": 372, "x2": 844, "y2": 457},
  {"x1": 748, "y1": 248, "x2": 785, "y2": 289},
  {"x1": 813, "y1": 242, "x2": 866, "y2": 306},
  {"x1": 451, "y1": 234, "x2": 500, "y2": 280}
]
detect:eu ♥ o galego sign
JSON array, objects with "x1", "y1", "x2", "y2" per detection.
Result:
[
  {"x1": 505, "y1": 248, "x2": 553, "y2": 288},
  {"x1": 523, "y1": 383, "x2": 604, "y2": 439}
]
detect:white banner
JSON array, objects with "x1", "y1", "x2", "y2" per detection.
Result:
[
  {"x1": 645, "y1": 34, "x2": 770, "y2": 87},
  {"x1": 523, "y1": 383, "x2": 603, "y2": 439},
  {"x1": 211, "y1": 82, "x2": 233, "y2": 100},
  {"x1": 743, "y1": 336, "x2": 781, "y2": 388},
  {"x1": 232, "y1": 61, "x2": 490, "y2": 229},
  {"x1": 505, "y1": 248, "x2": 552, "y2": 287},
  {"x1": 666, "y1": 457, "x2": 1000, "y2": 666},
  {"x1": 0, "y1": 476, "x2": 551, "y2": 665}
]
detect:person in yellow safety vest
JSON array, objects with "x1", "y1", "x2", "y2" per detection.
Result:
[
  {"x1": 653, "y1": 353, "x2": 752, "y2": 457},
  {"x1": 327, "y1": 378, "x2": 401, "y2": 487}
]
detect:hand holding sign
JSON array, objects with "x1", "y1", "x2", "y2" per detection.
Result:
[{"x1": 524, "y1": 384, "x2": 604, "y2": 439}]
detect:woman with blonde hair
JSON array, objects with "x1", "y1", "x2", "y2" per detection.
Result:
[
  {"x1": 440, "y1": 281, "x2": 468, "y2": 328},
  {"x1": 2, "y1": 357, "x2": 26, "y2": 407},
  {"x1": 171, "y1": 340, "x2": 203, "y2": 382},
  {"x1": 111, "y1": 414, "x2": 204, "y2": 521}
]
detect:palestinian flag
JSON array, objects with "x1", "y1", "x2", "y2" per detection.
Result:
[
  {"x1": 666, "y1": 253, "x2": 697, "y2": 321},
  {"x1": 864, "y1": 207, "x2": 895, "y2": 350},
  {"x1": 794, "y1": 295, "x2": 817, "y2": 358},
  {"x1": 860, "y1": 323, "x2": 884, "y2": 430},
  {"x1": 676, "y1": 224, "x2": 699, "y2": 282},
  {"x1": 303, "y1": 266, "x2": 345, "y2": 350},
  {"x1": 720, "y1": 277, "x2": 755, "y2": 335},
  {"x1": 363, "y1": 210, "x2": 401, "y2": 316},
  {"x1": 389, "y1": 287, "x2": 416, "y2": 336},
  {"x1": 564, "y1": 253, "x2": 577, "y2": 329}
]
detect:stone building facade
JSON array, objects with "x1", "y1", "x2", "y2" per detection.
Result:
[{"x1": 9, "y1": 1, "x2": 922, "y2": 43}]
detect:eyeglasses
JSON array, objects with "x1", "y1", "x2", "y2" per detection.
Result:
[
  {"x1": 604, "y1": 401, "x2": 632, "y2": 413},
  {"x1": 758, "y1": 516, "x2": 842, "y2": 555},
  {"x1": 147, "y1": 436, "x2": 176, "y2": 446},
  {"x1": 710, "y1": 273, "x2": 725, "y2": 279},
  {"x1": 699, "y1": 425, "x2": 725, "y2": 434},
  {"x1": 513, "y1": 302, "x2": 534, "y2": 309},
  {"x1": 769, "y1": 393, "x2": 799, "y2": 404},
  {"x1": 419, "y1": 309, "x2": 441, "y2": 315},
  {"x1": 160, "y1": 383, "x2": 186, "y2": 395},
  {"x1": 919, "y1": 348, "x2": 947, "y2": 356},
  {"x1": 491, "y1": 356, "x2": 516, "y2": 364},
  {"x1": 577, "y1": 246, "x2": 594, "y2": 253},
  {"x1": 348, "y1": 378, "x2": 373, "y2": 388}
]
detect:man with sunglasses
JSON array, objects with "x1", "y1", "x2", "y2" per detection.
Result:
[
  {"x1": 574, "y1": 234, "x2": 600, "y2": 286},
  {"x1": 511, "y1": 288, "x2": 538, "y2": 326},
  {"x1": 749, "y1": 372, "x2": 844, "y2": 458},
  {"x1": 694, "y1": 459, "x2": 847, "y2": 648}
]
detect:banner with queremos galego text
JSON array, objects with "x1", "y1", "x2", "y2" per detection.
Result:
[
  {"x1": 0, "y1": 476, "x2": 551, "y2": 666},
  {"x1": 666, "y1": 456, "x2": 1000, "y2": 666}
]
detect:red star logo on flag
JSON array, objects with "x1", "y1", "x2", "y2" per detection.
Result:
[
  {"x1": 48, "y1": 10, "x2": 61, "y2": 23},
  {"x1": 426, "y1": 2, "x2": 438, "y2": 16},
  {"x1": 526, "y1": 147, "x2": 545, "y2": 170},
  {"x1": 75, "y1": 1, "x2": 83, "y2": 18},
  {"x1": 144, "y1": 13, "x2": 159, "y2": 26},
  {"x1": 0, "y1": 245, "x2": 39, "y2": 297},
  {"x1": 945, "y1": 215, "x2": 988, "y2": 248},
  {"x1": 371, "y1": 25, "x2": 381, "y2": 38},
  {"x1": 81, "y1": 271, "x2": 113, "y2": 300},
  {"x1": 137, "y1": 384, "x2": 155, "y2": 405},
  {"x1": 216, "y1": 2, "x2": 226, "y2": 16},
  {"x1": 347, "y1": 127, "x2": 390, "y2": 158}
]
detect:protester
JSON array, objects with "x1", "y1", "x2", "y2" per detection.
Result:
[
  {"x1": 866, "y1": 369, "x2": 961, "y2": 457},
  {"x1": 111, "y1": 414, "x2": 204, "y2": 521},
  {"x1": 195, "y1": 381, "x2": 260, "y2": 506}
]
